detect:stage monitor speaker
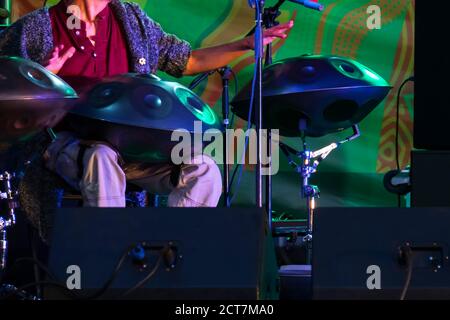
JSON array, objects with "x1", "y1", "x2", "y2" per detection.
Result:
[
  {"x1": 411, "y1": 150, "x2": 450, "y2": 207},
  {"x1": 45, "y1": 207, "x2": 279, "y2": 300},
  {"x1": 313, "y1": 207, "x2": 450, "y2": 300},
  {"x1": 414, "y1": 1, "x2": 450, "y2": 150}
]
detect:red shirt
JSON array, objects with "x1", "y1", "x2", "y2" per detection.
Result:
[{"x1": 49, "y1": 1, "x2": 129, "y2": 90}]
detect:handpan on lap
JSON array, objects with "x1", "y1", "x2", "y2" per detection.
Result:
[
  {"x1": 64, "y1": 73, "x2": 221, "y2": 163},
  {"x1": 231, "y1": 55, "x2": 391, "y2": 137}
]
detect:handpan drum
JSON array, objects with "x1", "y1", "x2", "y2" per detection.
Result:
[
  {"x1": 0, "y1": 56, "x2": 78, "y2": 143},
  {"x1": 231, "y1": 55, "x2": 392, "y2": 137},
  {"x1": 65, "y1": 73, "x2": 221, "y2": 163}
]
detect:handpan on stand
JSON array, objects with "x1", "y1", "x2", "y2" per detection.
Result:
[
  {"x1": 0, "y1": 56, "x2": 78, "y2": 144},
  {"x1": 0, "y1": 56, "x2": 78, "y2": 299},
  {"x1": 231, "y1": 54, "x2": 391, "y2": 261}
]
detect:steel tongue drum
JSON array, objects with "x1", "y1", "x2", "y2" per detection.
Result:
[
  {"x1": 65, "y1": 73, "x2": 221, "y2": 163},
  {"x1": 231, "y1": 55, "x2": 391, "y2": 137}
]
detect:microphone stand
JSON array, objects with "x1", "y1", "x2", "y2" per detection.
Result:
[
  {"x1": 247, "y1": 0, "x2": 265, "y2": 210},
  {"x1": 247, "y1": 0, "x2": 286, "y2": 230},
  {"x1": 219, "y1": 67, "x2": 232, "y2": 207},
  {"x1": 189, "y1": 67, "x2": 232, "y2": 207},
  {"x1": 262, "y1": 1, "x2": 286, "y2": 230},
  {"x1": 188, "y1": 70, "x2": 216, "y2": 91}
]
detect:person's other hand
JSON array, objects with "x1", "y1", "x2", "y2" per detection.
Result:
[
  {"x1": 245, "y1": 20, "x2": 295, "y2": 49},
  {"x1": 43, "y1": 44, "x2": 76, "y2": 74}
]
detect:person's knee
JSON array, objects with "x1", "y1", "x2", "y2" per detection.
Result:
[
  {"x1": 85, "y1": 144, "x2": 118, "y2": 165},
  {"x1": 191, "y1": 155, "x2": 222, "y2": 186},
  {"x1": 189, "y1": 155, "x2": 222, "y2": 204},
  {"x1": 167, "y1": 155, "x2": 223, "y2": 207},
  {"x1": 82, "y1": 144, "x2": 125, "y2": 188},
  {"x1": 80, "y1": 144, "x2": 126, "y2": 207}
]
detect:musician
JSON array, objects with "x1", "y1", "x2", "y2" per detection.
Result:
[{"x1": 0, "y1": 0, "x2": 293, "y2": 207}]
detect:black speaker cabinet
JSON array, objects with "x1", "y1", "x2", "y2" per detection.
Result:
[
  {"x1": 411, "y1": 150, "x2": 450, "y2": 207},
  {"x1": 414, "y1": 1, "x2": 450, "y2": 150},
  {"x1": 313, "y1": 207, "x2": 450, "y2": 300},
  {"x1": 45, "y1": 208, "x2": 279, "y2": 300}
]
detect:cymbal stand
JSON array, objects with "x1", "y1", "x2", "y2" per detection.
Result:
[{"x1": 280, "y1": 124, "x2": 361, "y2": 263}]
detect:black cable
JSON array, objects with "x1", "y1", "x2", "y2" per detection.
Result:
[
  {"x1": 400, "y1": 247, "x2": 414, "y2": 300},
  {"x1": 4, "y1": 257, "x2": 81, "y2": 300},
  {"x1": 11, "y1": 257, "x2": 57, "y2": 282},
  {"x1": 28, "y1": 226, "x2": 42, "y2": 298},
  {"x1": 2, "y1": 242, "x2": 171, "y2": 300},
  {"x1": 3, "y1": 248, "x2": 135, "y2": 300},
  {"x1": 1, "y1": 257, "x2": 63, "y2": 298},
  {"x1": 229, "y1": 68, "x2": 239, "y2": 98},
  {"x1": 228, "y1": 164, "x2": 242, "y2": 198},
  {"x1": 395, "y1": 77, "x2": 414, "y2": 172},
  {"x1": 1, "y1": 281, "x2": 77, "y2": 300},
  {"x1": 228, "y1": 55, "x2": 260, "y2": 204},
  {"x1": 82, "y1": 244, "x2": 135, "y2": 300},
  {"x1": 43, "y1": 0, "x2": 48, "y2": 8},
  {"x1": 120, "y1": 254, "x2": 163, "y2": 298},
  {"x1": 229, "y1": 68, "x2": 239, "y2": 128},
  {"x1": 4, "y1": 244, "x2": 135, "y2": 300},
  {"x1": 395, "y1": 76, "x2": 414, "y2": 208}
]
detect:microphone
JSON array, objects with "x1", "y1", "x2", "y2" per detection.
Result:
[
  {"x1": 0, "y1": 8, "x2": 9, "y2": 19},
  {"x1": 288, "y1": 0, "x2": 324, "y2": 11}
]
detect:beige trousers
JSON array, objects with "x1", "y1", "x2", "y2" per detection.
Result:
[{"x1": 44, "y1": 132, "x2": 222, "y2": 207}]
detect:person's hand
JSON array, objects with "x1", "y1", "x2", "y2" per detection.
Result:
[
  {"x1": 245, "y1": 20, "x2": 295, "y2": 50},
  {"x1": 262, "y1": 20, "x2": 295, "y2": 46},
  {"x1": 43, "y1": 44, "x2": 76, "y2": 75}
]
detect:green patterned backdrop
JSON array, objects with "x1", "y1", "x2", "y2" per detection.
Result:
[{"x1": 44, "y1": 0, "x2": 415, "y2": 212}]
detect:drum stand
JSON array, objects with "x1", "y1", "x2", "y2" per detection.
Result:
[
  {"x1": 0, "y1": 172, "x2": 16, "y2": 272},
  {"x1": 280, "y1": 124, "x2": 361, "y2": 263},
  {"x1": 0, "y1": 130, "x2": 56, "y2": 299},
  {"x1": 0, "y1": 171, "x2": 21, "y2": 298}
]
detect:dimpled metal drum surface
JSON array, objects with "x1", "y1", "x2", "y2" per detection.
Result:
[
  {"x1": 231, "y1": 55, "x2": 391, "y2": 137},
  {"x1": 0, "y1": 56, "x2": 78, "y2": 143},
  {"x1": 65, "y1": 73, "x2": 221, "y2": 163}
]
